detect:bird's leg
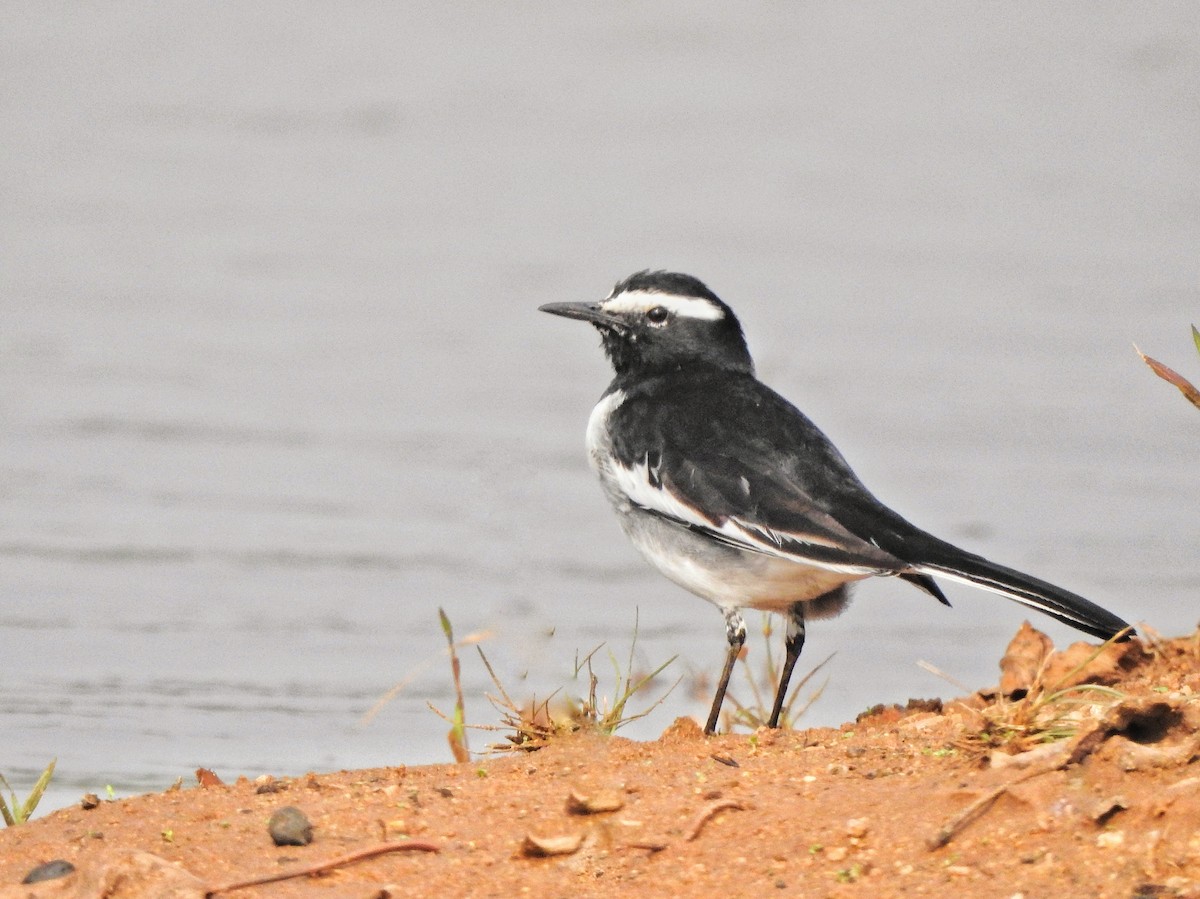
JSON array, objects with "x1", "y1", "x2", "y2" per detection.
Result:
[
  {"x1": 704, "y1": 610, "x2": 746, "y2": 735},
  {"x1": 768, "y1": 602, "x2": 806, "y2": 728}
]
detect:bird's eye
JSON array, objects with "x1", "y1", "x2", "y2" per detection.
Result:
[{"x1": 646, "y1": 306, "x2": 670, "y2": 325}]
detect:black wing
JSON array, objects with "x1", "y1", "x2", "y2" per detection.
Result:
[
  {"x1": 608, "y1": 368, "x2": 1132, "y2": 640},
  {"x1": 605, "y1": 371, "x2": 907, "y2": 576}
]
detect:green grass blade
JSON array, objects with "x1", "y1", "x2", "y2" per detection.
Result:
[
  {"x1": 606, "y1": 654, "x2": 678, "y2": 729},
  {"x1": 0, "y1": 773, "x2": 17, "y2": 827},
  {"x1": 0, "y1": 761, "x2": 57, "y2": 826},
  {"x1": 20, "y1": 759, "x2": 56, "y2": 822},
  {"x1": 437, "y1": 608, "x2": 469, "y2": 762}
]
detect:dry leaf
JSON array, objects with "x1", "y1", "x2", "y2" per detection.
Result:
[
  {"x1": 1136, "y1": 344, "x2": 1200, "y2": 411},
  {"x1": 999, "y1": 622, "x2": 1053, "y2": 696}
]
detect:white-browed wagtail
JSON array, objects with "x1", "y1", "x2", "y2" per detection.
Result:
[{"x1": 541, "y1": 270, "x2": 1133, "y2": 735}]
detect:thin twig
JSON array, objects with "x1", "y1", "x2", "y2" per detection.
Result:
[
  {"x1": 927, "y1": 765, "x2": 1059, "y2": 850},
  {"x1": 683, "y1": 799, "x2": 745, "y2": 842},
  {"x1": 626, "y1": 840, "x2": 669, "y2": 853},
  {"x1": 206, "y1": 840, "x2": 439, "y2": 895},
  {"x1": 926, "y1": 783, "x2": 1010, "y2": 851}
]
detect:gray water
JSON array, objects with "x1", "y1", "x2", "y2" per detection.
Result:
[{"x1": 3, "y1": 3, "x2": 1197, "y2": 818}]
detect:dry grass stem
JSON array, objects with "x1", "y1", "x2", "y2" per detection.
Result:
[
  {"x1": 927, "y1": 765, "x2": 1059, "y2": 851},
  {"x1": 684, "y1": 799, "x2": 746, "y2": 842},
  {"x1": 433, "y1": 612, "x2": 680, "y2": 753},
  {"x1": 360, "y1": 627, "x2": 492, "y2": 727},
  {"x1": 207, "y1": 840, "x2": 439, "y2": 894},
  {"x1": 960, "y1": 632, "x2": 1130, "y2": 755}
]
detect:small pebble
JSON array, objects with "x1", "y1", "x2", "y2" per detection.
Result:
[
  {"x1": 268, "y1": 806, "x2": 314, "y2": 846},
  {"x1": 521, "y1": 832, "x2": 583, "y2": 857},
  {"x1": 845, "y1": 817, "x2": 869, "y2": 839},
  {"x1": 566, "y1": 788, "x2": 624, "y2": 815},
  {"x1": 23, "y1": 860, "x2": 75, "y2": 884},
  {"x1": 255, "y1": 779, "x2": 285, "y2": 795},
  {"x1": 1096, "y1": 830, "x2": 1124, "y2": 849}
]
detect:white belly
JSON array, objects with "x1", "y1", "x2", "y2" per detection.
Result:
[{"x1": 623, "y1": 507, "x2": 865, "y2": 615}]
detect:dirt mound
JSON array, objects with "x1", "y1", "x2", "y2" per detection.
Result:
[{"x1": 2, "y1": 626, "x2": 1198, "y2": 898}]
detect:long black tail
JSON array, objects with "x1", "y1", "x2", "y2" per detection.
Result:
[{"x1": 907, "y1": 538, "x2": 1133, "y2": 641}]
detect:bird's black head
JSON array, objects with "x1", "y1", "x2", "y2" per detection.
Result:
[{"x1": 539, "y1": 270, "x2": 754, "y2": 378}]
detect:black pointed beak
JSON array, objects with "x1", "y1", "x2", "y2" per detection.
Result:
[{"x1": 538, "y1": 301, "x2": 622, "y2": 328}]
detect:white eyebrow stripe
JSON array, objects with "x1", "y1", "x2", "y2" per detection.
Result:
[{"x1": 601, "y1": 290, "x2": 725, "y2": 321}]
